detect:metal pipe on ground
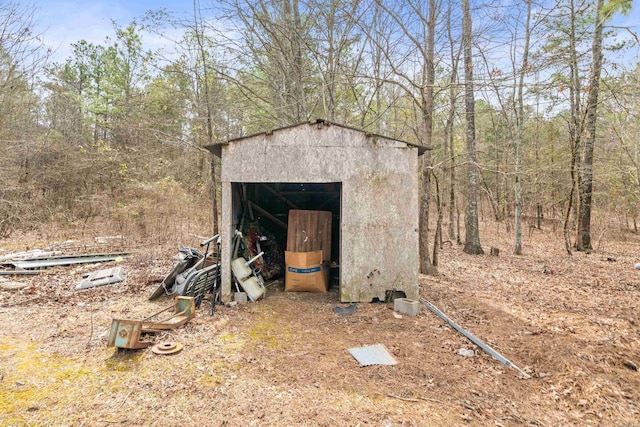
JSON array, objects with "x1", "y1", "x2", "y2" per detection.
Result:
[
  {"x1": 6, "y1": 253, "x2": 130, "y2": 270},
  {"x1": 421, "y1": 299, "x2": 531, "y2": 379},
  {"x1": 0, "y1": 270, "x2": 40, "y2": 276}
]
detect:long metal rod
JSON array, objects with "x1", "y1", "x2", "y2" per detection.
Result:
[
  {"x1": 200, "y1": 234, "x2": 220, "y2": 247},
  {"x1": 0, "y1": 270, "x2": 40, "y2": 276},
  {"x1": 421, "y1": 300, "x2": 531, "y2": 379},
  {"x1": 21, "y1": 252, "x2": 130, "y2": 261},
  {"x1": 8, "y1": 253, "x2": 130, "y2": 270}
]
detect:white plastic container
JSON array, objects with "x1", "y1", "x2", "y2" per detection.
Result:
[
  {"x1": 231, "y1": 258, "x2": 252, "y2": 281},
  {"x1": 231, "y1": 252, "x2": 265, "y2": 301},
  {"x1": 240, "y1": 276, "x2": 265, "y2": 301}
]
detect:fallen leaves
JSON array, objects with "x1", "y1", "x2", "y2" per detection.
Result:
[{"x1": 1, "y1": 227, "x2": 640, "y2": 425}]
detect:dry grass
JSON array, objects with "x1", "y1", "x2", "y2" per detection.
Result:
[{"x1": 1, "y1": 218, "x2": 639, "y2": 426}]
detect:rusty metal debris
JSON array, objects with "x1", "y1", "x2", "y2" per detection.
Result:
[
  {"x1": 142, "y1": 296, "x2": 196, "y2": 331},
  {"x1": 181, "y1": 264, "x2": 220, "y2": 309},
  {"x1": 0, "y1": 249, "x2": 62, "y2": 263},
  {"x1": 421, "y1": 300, "x2": 531, "y2": 379},
  {"x1": 76, "y1": 266, "x2": 124, "y2": 290},
  {"x1": 0, "y1": 270, "x2": 39, "y2": 276},
  {"x1": 107, "y1": 318, "x2": 152, "y2": 349},
  {"x1": 108, "y1": 297, "x2": 196, "y2": 350},
  {"x1": 151, "y1": 341, "x2": 184, "y2": 355},
  {"x1": 4, "y1": 252, "x2": 129, "y2": 270},
  {"x1": 333, "y1": 303, "x2": 357, "y2": 316},
  {"x1": 149, "y1": 247, "x2": 203, "y2": 300},
  {"x1": 348, "y1": 344, "x2": 398, "y2": 366},
  {"x1": 149, "y1": 235, "x2": 221, "y2": 314}
]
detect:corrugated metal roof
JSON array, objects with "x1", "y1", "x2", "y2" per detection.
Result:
[
  {"x1": 348, "y1": 344, "x2": 398, "y2": 366},
  {"x1": 205, "y1": 119, "x2": 430, "y2": 157}
]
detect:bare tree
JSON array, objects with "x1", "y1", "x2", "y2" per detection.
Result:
[
  {"x1": 576, "y1": 0, "x2": 632, "y2": 251},
  {"x1": 305, "y1": 0, "x2": 361, "y2": 123},
  {"x1": 222, "y1": 0, "x2": 313, "y2": 127},
  {"x1": 512, "y1": 0, "x2": 533, "y2": 255},
  {"x1": 444, "y1": 1, "x2": 461, "y2": 245},
  {"x1": 462, "y1": 0, "x2": 483, "y2": 255},
  {"x1": 0, "y1": 1, "x2": 50, "y2": 139},
  {"x1": 559, "y1": 0, "x2": 589, "y2": 254},
  {"x1": 364, "y1": 0, "x2": 441, "y2": 273},
  {"x1": 193, "y1": 0, "x2": 219, "y2": 234}
]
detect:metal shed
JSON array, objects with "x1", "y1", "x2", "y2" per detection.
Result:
[{"x1": 207, "y1": 119, "x2": 426, "y2": 303}]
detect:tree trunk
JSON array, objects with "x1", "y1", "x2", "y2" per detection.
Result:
[
  {"x1": 514, "y1": 0, "x2": 532, "y2": 255},
  {"x1": 433, "y1": 173, "x2": 443, "y2": 266},
  {"x1": 194, "y1": 0, "x2": 218, "y2": 235},
  {"x1": 292, "y1": 0, "x2": 305, "y2": 122},
  {"x1": 462, "y1": 0, "x2": 483, "y2": 255},
  {"x1": 419, "y1": 0, "x2": 436, "y2": 274},
  {"x1": 577, "y1": 0, "x2": 605, "y2": 252},
  {"x1": 445, "y1": 3, "x2": 460, "y2": 244},
  {"x1": 564, "y1": 0, "x2": 582, "y2": 255}
]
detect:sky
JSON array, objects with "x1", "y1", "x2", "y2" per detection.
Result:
[
  {"x1": 31, "y1": 0, "x2": 193, "y2": 62},
  {"x1": 29, "y1": 0, "x2": 640, "y2": 66}
]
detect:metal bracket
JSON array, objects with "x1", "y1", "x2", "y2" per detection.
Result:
[{"x1": 107, "y1": 297, "x2": 196, "y2": 349}]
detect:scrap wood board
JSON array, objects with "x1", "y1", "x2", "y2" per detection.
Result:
[{"x1": 286, "y1": 210, "x2": 332, "y2": 261}]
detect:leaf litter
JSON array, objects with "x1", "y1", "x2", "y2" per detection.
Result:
[{"x1": 0, "y1": 227, "x2": 639, "y2": 426}]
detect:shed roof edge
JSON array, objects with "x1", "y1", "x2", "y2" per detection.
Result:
[{"x1": 204, "y1": 119, "x2": 431, "y2": 157}]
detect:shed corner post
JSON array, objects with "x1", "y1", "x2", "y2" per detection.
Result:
[{"x1": 221, "y1": 181, "x2": 232, "y2": 302}]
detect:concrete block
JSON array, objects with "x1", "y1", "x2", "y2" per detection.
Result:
[
  {"x1": 393, "y1": 298, "x2": 420, "y2": 316},
  {"x1": 234, "y1": 292, "x2": 248, "y2": 303}
]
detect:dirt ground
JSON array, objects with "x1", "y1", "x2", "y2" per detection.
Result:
[{"x1": 1, "y1": 224, "x2": 639, "y2": 426}]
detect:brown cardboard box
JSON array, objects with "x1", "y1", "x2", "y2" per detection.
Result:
[{"x1": 284, "y1": 250, "x2": 329, "y2": 293}]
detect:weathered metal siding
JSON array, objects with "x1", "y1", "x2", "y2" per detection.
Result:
[{"x1": 220, "y1": 124, "x2": 419, "y2": 303}]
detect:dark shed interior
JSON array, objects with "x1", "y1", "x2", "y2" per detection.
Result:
[{"x1": 231, "y1": 182, "x2": 341, "y2": 286}]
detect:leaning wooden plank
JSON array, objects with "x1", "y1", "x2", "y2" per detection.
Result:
[
  {"x1": 260, "y1": 184, "x2": 301, "y2": 210},
  {"x1": 248, "y1": 201, "x2": 288, "y2": 230},
  {"x1": 286, "y1": 210, "x2": 331, "y2": 261}
]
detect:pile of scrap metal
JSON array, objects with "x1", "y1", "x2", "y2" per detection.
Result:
[
  {"x1": 231, "y1": 230, "x2": 266, "y2": 302},
  {"x1": 148, "y1": 232, "x2": 269, "y2": 307},
  {"x1": 242, "y1": 221, "x2": 283, "y2": 280},
  {"x1": 149, "y1": 235, "x2": 222, "y2": 314},
  {"x1": 76, "y1": 266, "x2": 125, "y2": 290},
  {"x1": 108, "y1": 296, "x2": 195, "y2": 352},
  {"x1": 0, "y1": 248, "x2": 131, "y2": 291},
  {"x1": 1, "y1": 251, "x2": 129, "y2": 272},
  {"x1": 0, "y1": 248, "x2": 63, "y2": 263},
  {"x1": 235, "y1": 182, "x2": 285, "y2": 282}
]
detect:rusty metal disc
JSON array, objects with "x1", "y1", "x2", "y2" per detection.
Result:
[{"x1": 151, "y1": 341, "x2": 184, "y2": 355}]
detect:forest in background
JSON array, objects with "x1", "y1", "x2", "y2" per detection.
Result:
[{"x1": 0, "y1": 0, "x2": 638, "y2": 266}]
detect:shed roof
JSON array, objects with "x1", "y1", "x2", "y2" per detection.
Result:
[{"x1": 205, "y1": 119, "x2": 430, "y2": 157}]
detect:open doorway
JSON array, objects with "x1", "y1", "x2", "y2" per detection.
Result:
[{"x1": 230, "y1": 182, "x2": 341, "y2": 292}]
